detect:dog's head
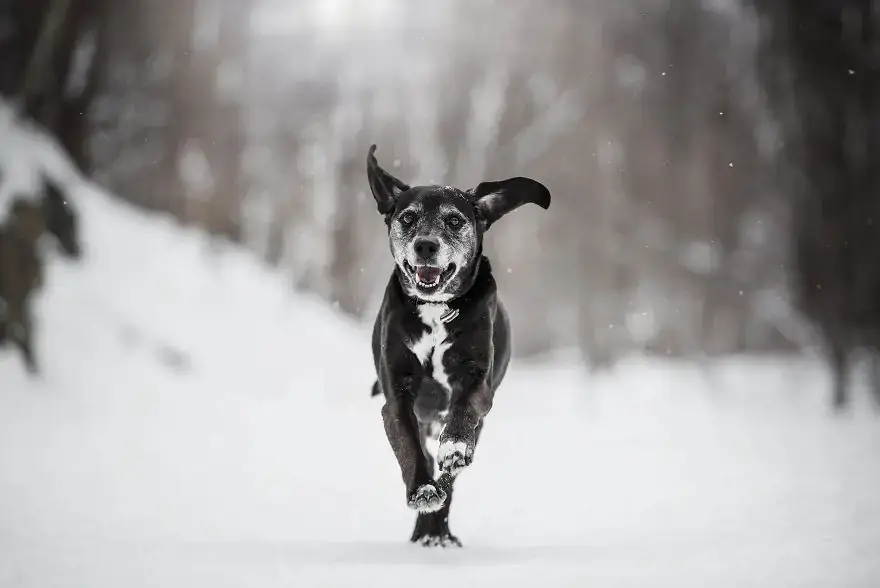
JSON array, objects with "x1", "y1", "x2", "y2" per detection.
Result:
[{"x1": 367, "y1": 144, "x2": 551, "y2": 303}]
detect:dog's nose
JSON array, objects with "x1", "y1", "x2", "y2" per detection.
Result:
[{"x1": 413, "y1": 238, "x2": 439, "y2": 261}]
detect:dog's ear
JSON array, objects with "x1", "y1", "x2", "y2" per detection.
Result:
[
  {"x1": 470, "y1": 177, "x2": 551, "y2": 230},
  {"x1": 367, "y1": 144, "x2": 409, "y2": 215}
]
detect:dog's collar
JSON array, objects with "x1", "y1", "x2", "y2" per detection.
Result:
[
  {"x1": 439, "y1": 307, "x2": 459, "y2": 324},
  {"x1": 413, "y1": 303, "x2": 459, "y2": 324}
]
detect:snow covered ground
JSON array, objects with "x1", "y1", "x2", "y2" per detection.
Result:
[{"x1": 1, "y1": 116, "x2": 880, "y2": 587}]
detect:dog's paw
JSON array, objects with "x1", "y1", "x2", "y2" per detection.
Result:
[
  {"x1": 414, "y1": 532, "x2": 463, "y2": 548},
  {"x1": 407, "y1": 483, "x2": 447, "y2": 513},
  {"x1": 437, "y1": 438, "x2": 472, "y2": 476}
]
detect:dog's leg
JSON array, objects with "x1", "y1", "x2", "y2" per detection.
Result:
[
  {"x1": 414, "y1": 419, "x2": 488, "y2": 549},
  {"x1": 411, "y1": 422, "x2": 461, "y2": 547},
  {"x1": 381, "y1": 387, "x2": 447, "y2": 513},
  {"x1": 438, "y1": 383, "x2": 492, "y2": 478},
  {"x1": 411, "y1": 480, "x2": 460, "y2": 548}
]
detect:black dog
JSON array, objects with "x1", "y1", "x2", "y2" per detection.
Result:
[{"x1": 367, "y1": 145, "x2": 551, "y2": 547}]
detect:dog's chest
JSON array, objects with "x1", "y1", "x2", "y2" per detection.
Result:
[{"x1": 408, "y1": 303, "x2": 456, "y2": 391}]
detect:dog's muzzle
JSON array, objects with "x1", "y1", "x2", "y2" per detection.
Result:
[{"x1": 404, "y1": 261, "x2": 456, "y2": 290}]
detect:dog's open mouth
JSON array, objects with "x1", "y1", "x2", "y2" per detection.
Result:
[{"x1": 405, "y1": 261, "x2": 456, "y2": 290}]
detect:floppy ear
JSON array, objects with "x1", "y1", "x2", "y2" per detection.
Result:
[
  {"x1": 470, "y1": 177, "x2": 551, "y2": 229},
  {"x1": 367, "y1": 144, "x2": 409, "y2": 215}
]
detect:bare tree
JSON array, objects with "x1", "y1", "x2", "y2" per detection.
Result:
[{"x1": 755, "y1": 0, "x2": 880, "y2": 410}]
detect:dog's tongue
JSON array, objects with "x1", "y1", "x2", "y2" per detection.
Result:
[{"x1": 416, "y1": 266, "x2": 442, "y2": 282}]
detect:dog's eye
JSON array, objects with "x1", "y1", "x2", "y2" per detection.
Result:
[
  {"x1": 400, "y1": 212, "x2": 415, "y2": 225},
  {"x1": 446, "y1": 216, "x2": 462, "y2": 229}
]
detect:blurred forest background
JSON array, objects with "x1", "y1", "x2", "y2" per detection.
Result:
[{"x1": 1, "y1": 0, "x2": 877, "y2": 379}]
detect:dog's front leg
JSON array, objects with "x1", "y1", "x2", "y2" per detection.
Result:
[
  {"x1": 381, "y1": 375, "x2": 447, "y2": 513},
  {"x1": 438, "y1": 381, "x2": 493, "y2": 478}
]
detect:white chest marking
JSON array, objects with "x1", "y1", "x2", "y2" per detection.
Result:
[{"x1": 409, "y1": 303, "x2": 454, "y2": 392}]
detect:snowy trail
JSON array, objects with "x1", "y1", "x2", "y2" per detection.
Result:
[
  {"x1": 3, "y1": 340, "x2": 880, "y2": 588},
  {"x1": 0, "y1": 147, "x2": 878, "y2": 585}
]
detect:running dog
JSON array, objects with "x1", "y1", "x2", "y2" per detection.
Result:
[{"x1": 367, "y1": 144, "x2": 551, "y2": 547}]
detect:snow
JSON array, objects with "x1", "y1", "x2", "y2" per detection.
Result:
[
  {"x1": 0, "y1": 101, "x2": 81, "y2": 222},
  {"x1": 2, "y1": 108, "x2": 880, "y2": 587}
]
